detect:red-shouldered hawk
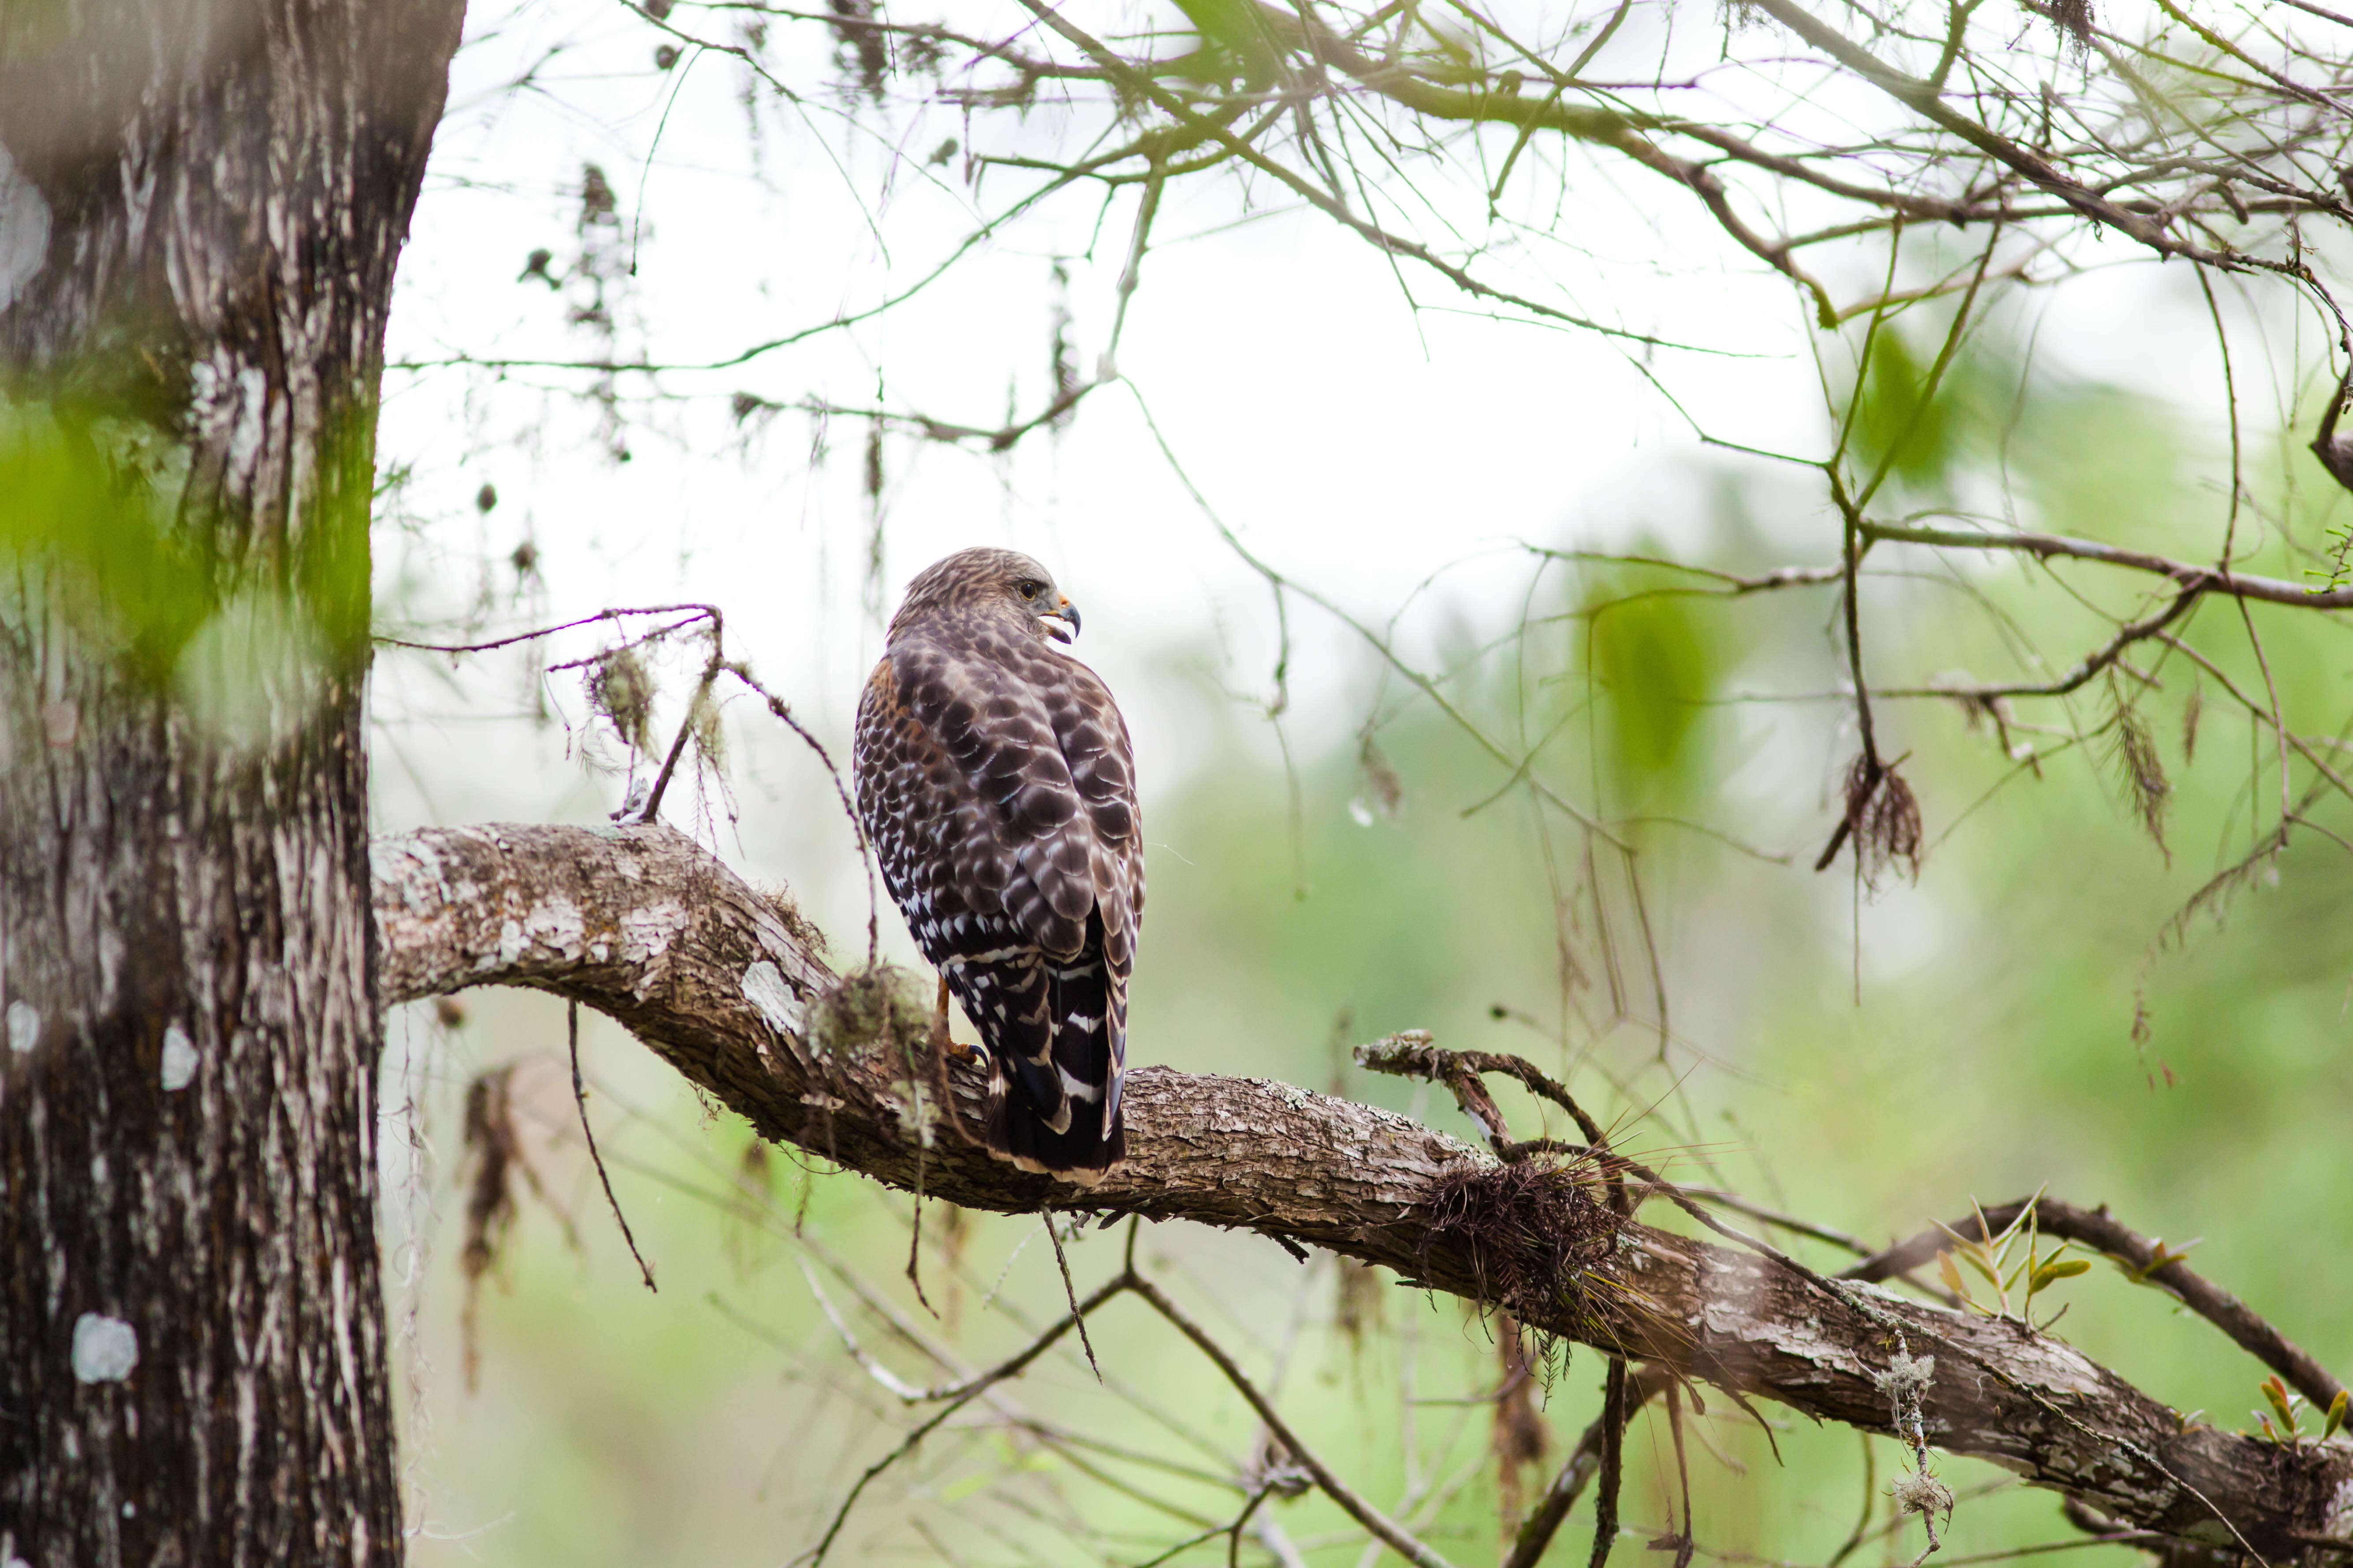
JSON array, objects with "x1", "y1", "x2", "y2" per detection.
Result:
[{"x1": 852, "y1": 548, "x2": 1143, "y2": 1180}]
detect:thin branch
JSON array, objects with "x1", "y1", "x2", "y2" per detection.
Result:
[
  {"x1": 1842, "y1": 1196, "x2": 2347, "y2": 1411},
  {"x1": 1589, "y1": 1356, "x2": 1630, "y2": 1568},
  {"x1": 1128, "y1": 1275, "x2": 1461, "y2": 1568},
  {"x1": 1859, "y1": 523, "x2": 2353, "y2": 610},
  {"x1": 1009, "y1": 0, "x2": 1731, "y2": 356},
  {"x1": 1877, "y1": 589, "x2": 2203, "y2": 702},
  {"x1": 1504, "y1": 1363, "x2": 1672, "y2": 1568},
  {"x1": 1043, "y1": 1203, "x2": 1105, "y2": 1382},
  {"x1": 570, "y1": 1001, "x2": 658, "y2": 1293},
  {"x1": 797, "y1": 1271, "x2": 1138, "y2": 1566}
]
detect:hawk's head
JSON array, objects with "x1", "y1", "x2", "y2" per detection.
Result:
[{"x1": 892, "y1": 547, "x2": 1082, "y2": 646}]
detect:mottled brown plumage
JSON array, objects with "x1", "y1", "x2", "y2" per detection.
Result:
[{"x1": 851, "y1": 548, "x2": 1143, "y2": 1179}]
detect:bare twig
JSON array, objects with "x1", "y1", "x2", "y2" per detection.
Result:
[
  {"x1": 1859, "y1": 524, "x2": 2353, "y2": 610},
  {"x1": 1504, "y1": 1362, "x2": 1673, "y2": 1568},
  {"x1": 797, "y1": 1270, "x2": 1138, "y2": 1566},
  {"x1": 1589, "y1": 1356, "x2": 1629, "y2": 1568},
  {"x1": 1129, "y1": 1275, "x2": 1461, "y2": 1568},
  {"x1": 570, "y1": 1001, "x2": 657, "y2": 1293},
  {"x1": 1043, "y1": 1204, "x2": 1104, "y2": 1383}
]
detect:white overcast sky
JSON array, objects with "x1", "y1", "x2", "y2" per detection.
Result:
[{"x1": 373, "y1": 0, "x2": 2282, "y2": 865}]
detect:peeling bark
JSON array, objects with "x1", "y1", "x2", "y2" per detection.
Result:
[
  {"x1": 374, "y1": 821, "x2": 2353, "y2": 1560},
  {"x1": 0, "y1": 0, "x2": 462, "y2": 1562}
]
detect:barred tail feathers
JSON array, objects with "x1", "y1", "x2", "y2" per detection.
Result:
[{"x1": 958, "y1": 948, "x2": 1126, "y2": 1180}]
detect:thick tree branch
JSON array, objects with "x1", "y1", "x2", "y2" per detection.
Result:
[{"x1": 372, "y1": 821, "x2": 2353, "y2": 1556}]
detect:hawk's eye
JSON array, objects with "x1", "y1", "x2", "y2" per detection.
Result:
[{"x1": 1018, "y1": 580, "x2": 1043, "y2": 600}]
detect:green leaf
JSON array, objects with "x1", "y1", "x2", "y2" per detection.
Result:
[
  {"x1": 2029, "y1": 1258, "x2": 2091, "y2": 1292},
  {"x1": 1995, "y1": 1194, "x2": 2040, "y2": 1248},
  {"x1": 2324, "y1": 1390, "x2": 2347, "y2": 1442},
  {"x1": 2262, "y1": 1378, "x2": 2299, "y2": 1438},
  {"x1": 2123, "y1": 1238, "x2": 2200, "y2": 1283}
]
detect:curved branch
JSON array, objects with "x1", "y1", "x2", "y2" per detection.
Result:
[
  {"x1": 372, "y1": 821, "x2": 2353, "y2": 1557},
  {"x1": 1005, "y1": 0, "x2": 1724, "y2": 356},
  {"x1": 1843, "y1": 1197, "x2": 2349, "y2": 1413},
  {"x1": 1738, "y1": 0, "x2": 2246, "y2": 268}
]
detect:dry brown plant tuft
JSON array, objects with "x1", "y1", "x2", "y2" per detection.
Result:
[
  {"x1": 458, "y1": 1063, "x2": 579, "y2": 1393},
  {"x1": 2046, "y1": 0, "x2": 2095, "y2": 50},
  {"x1": 1355, "y1": 735, "x2": 1405, "y2": 822},
  {"x1": 1246, "y1": 1429, "x2": 1314, "y2": 1499},
  {"x1": 759, "y1": 888, "x2": 831, "y2": 961},
  {"x1": 1422, "y1": 1155, "x2": 1620, "y2": 1334},
  {"x1": 1335, "y1": 1255, "x2": 1385, "y2": 1353},
  {"x1": 2106, "y1": 684, "x2": 2173, "y2": 862},
  {"x1": 1837, "y1": 754, "x2": 1924, "y2": 892}
]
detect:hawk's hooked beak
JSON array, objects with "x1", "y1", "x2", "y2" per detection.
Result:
[{"x1": 1040, "y1": 595, "x2": 1081, "y2": 645}]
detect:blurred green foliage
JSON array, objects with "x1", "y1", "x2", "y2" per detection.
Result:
[
  {"x1": 0, "y1": 403, "x2": 376, "y2": 702},
  {"x1": 1582, "y1": 570, "x2": 1726, "y2": 803},
  {"x1": 0, "y1": 425, "x2": 213, "y2": 686},
  {"x1": 1167, "y1": 0, "x2": 1286, "y2": 87},
  {"x1": 1851, "y1": 327, "x2": 1967, "y2": 487},
  {"x1": 1843, "y1": 316, "x2": 2018, "y2": 492},
  {"x1": 2010, "y1": 383, "x2": 2193, "y2": 544}
]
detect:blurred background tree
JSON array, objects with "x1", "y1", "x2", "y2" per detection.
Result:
[{"x1": 8, "y1": 0, "x2": 2353, "y2": 1562}]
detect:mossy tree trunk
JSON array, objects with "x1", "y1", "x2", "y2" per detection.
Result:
[{"x1": 0, "y1": 0, "x2": 462, "y2": 1561}]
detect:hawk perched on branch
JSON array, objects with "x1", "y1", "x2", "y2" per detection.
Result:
[{"x1": 852, "y1": 548, "x2": 1143, "y2": 1179}]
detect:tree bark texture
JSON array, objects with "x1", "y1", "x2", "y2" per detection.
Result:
[
  {"x1": 0, "y1": 0, "x2": 461, "y2": 1562},
  {"x1": 374, "y1": 821, "x2": 2353, "y2": 1561}
]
